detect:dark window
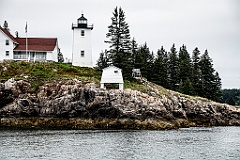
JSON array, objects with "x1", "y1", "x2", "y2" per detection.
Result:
[
  {"x1": 6, "y1": 40, "x2": 9, "y2": 45},
  {"x1": 6, "y1": 51, "x2": 9, "y2": 56},
  {"x1": 114, "y1": 70, "x2": 118, "y2": 73},
  {"x1": 81, "y1": 51, "x2": 85, "y2": 57},
  {"x1": 81, "y1": 30, "x2": 85, "y2": 36}
]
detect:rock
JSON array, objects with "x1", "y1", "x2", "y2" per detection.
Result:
[
  {"x1": 3, "y1": 66, "x2": 7, "y2": 71},
  {"x1": 0, "y1": 79, "x2": 240, "y2": 128},
  {"x1": 4, "y1": 78, "x2": 16, "y2": 90}
]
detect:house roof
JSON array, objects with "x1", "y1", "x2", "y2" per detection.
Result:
[
  {"x1": 14, "y1": 38, "x2": 57, "y2": 51},
  {"x1": 78, "y1": 14, "x2": 87, "y2": 21},
  {"x1": 102, "y1": 65, "x2": 122, "y2": 71},
  {"x1": 0, "y1": 26, "x2": 18, "y2": 43},
  {"x1": 0, "y1": 26, "x2": 57, "y2": 52}
]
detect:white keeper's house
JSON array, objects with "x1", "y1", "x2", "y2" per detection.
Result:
[{"x1": 0, "y1": 26, "x2": 59, "y2": 62}]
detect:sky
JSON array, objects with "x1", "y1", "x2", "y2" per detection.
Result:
[{"x1": 0, "y1": 0, "x2": 239, "y2": 89}]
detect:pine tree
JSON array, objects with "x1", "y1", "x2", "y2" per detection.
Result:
[
  {"x1": 199, "y1": 50, "x2": 216, "y2": 100},
  {"x1": 178, "y1": 78, "x2": 194, "y2": 95},
  {"x1": 135, "y1": 43, "x2": 154, "y2": 80},
  {"x1": 191, "y1": 47, "x2": 202, "y2": 95},
  {"x1": 212, "y1": 72, "x2": 222, "y2": 102},
  {"x1": 105, "y1": 7, "x2": 131, "y2": 62},
  {"x1": 105, "y1": 6, "x2": 132, "y2": 79},
  {"x1": 130, "y1": 37, "x2": 138, "y2": 67},
  {"x1": 178, "y1": 45, "x2": 192, "y2": 91},
  {"x1": 168, "y1": 43, "x2": 179, "y2": 90},
  {"x1": 57, "y1": 51, "x2": 64, "y2": 63},
  {"x1": 152, "y1": 46, "x2": 169, "y2": 88},
  {"x1": 222, "y1": 89, "x2": 240, "y2": 105},
  {"x1": 96, "y1": 50, "x2": 110, "y2": 70}
]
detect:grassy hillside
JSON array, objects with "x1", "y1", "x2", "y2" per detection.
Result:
[
  {"x1": 0, "y1": 61, "x2": 148, "y2": 92},
  {"x1": 0, "y1": 61, "x2": 101, "y2": 91},
  {"x1": 0, "y1": 61, "x2": 209, "y2": 102}
]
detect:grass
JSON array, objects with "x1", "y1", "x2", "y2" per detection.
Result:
[
  {"x1": 0, "y1": 61, "x2": 211, "y2": 102},
  {"x1": 0, "y1": 61, "x2": 101, "y2": 91},
  {"x1": 124, "y1": 80, "x2": 149, "y2": 93}
]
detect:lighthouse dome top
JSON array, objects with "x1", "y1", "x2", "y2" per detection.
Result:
[
  {"x1": 72, "y1": 14, "x2": 93, "y2": 30},
  {"x1": 78, "y1": 14, "x2": 87, "y2": 21}
]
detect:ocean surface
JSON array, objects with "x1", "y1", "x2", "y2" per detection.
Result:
[{"x1": 0, "y1": 127, "x2": 240, "y2": 160}]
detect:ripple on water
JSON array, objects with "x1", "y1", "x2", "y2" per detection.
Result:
[{"x1": 0, "y1": 127, "x2": 240, "y2": 160}]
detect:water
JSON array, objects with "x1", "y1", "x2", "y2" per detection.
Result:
[{"x1": 0, "y1": 127, "x2": 240, "y2": 160}]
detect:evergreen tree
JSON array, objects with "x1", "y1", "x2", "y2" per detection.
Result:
[
  {"x1": 57, "y1": 52, "x2": 64, "y2": 63},
  {"x1": 105, "y1": 6, "x2": 131, "y2": 62},
  {"x1": 152, "y1": 46, "x2": 169, "y2": 88},
  {"x1": 199, "y1": 50, "x2": 217, "y2": 100},
  {"x1": 168, "y1": 43, "x2": 179, "y2": 90},
  {"x1": 96, "y1": 50, "x2": 110, "y2": 70},
  {"x1": 178, "y1": 45, "x2": 192, "y2": 89},
  {"x1": 222, "y1": 89, "x2": 240, "y2": 106},
  {"x1": 178, "y1": 78, "x2": 194, "y2": 95},
  {"x1": 130, "y1": 37, "x2": 138, "y2": 67},
  {"x1": 212, "y1": 72, "x2": 222, "y2": 102},
  {"x1": 135, "y1": 43, "x2": 154, "y2": 80},
  {"x1": 105, "y1": 6, "x2": 132, "y2": 79},
  {"x1": 148, "y1": 51, "x2": 155, "y2": 81},
  {"x1": 191, "y1": 47, "x2": 202, "y2": 95}
]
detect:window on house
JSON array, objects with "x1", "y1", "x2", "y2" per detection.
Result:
[
  {"x1": 114, "y1": 70, "x2": 118, "y2": 73},
  {"x1": 81, "y1": 30, "x2": 85, "y2": 36},
  {"x1": 6, "y1": 51, "x2": 9, "y2": 56},
  {"x1": 81, "y1": 51, "x2": 85, "y2": 57},
  {"x1": 6, "y1": 40, "x2": 9, "y2": 45}
]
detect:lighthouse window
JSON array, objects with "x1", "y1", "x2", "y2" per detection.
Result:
[
  {"x1": 81, "y1": 51, "x2": 85, "y2": 57},
  {"x1": 81, "y1": 30, "x2": 85, "y2": 36}
]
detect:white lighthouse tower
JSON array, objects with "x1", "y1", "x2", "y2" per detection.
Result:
[{"x1": 72, "y1": 14, "x2": 93, "y2": 67}]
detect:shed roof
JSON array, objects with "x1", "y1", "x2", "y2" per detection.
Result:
[{"x1": 100, "y1": 66, "x2": 124, "y2": 84}]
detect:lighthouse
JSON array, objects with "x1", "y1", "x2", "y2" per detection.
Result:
[{"x1": 72, "y1": 14, "x2": 93, "y2": 67}]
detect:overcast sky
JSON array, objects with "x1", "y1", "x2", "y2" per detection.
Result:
[{"x1": 1, "y1": 0, "x2": 239, "y2": 89}]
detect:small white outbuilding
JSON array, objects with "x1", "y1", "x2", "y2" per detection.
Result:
[{"x1": 100, "y1": 66, "x2": 124, "y2": 90}]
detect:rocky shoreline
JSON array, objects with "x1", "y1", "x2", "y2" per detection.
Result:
[{"x1": 0, "y1": 79, "x2": 240, "y2": 130}]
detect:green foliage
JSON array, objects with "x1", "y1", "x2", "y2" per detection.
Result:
[
  {"x1": 97, "y1": 7, "x2": 223, "y2": 102},
  {"x1": 222, "y1": 89, "x2": 240, "y2": 106},
  {"x1": 124, "y1": 80, "x2": 149, "y2": 93},
  {"x1": 134, "y1": 43, "x2": 154, "y2": 80},
  {"x1": 130, "y1": 37, "x2": 138, "y2": 66},
  {"x1": 152, "y1": 46, "x2": 169, "y2": 88},
  {"x1": 198, "y1": 50, "x2": 221, "y2": 101},
  {"x1": 168, "y1": 43, "x2": 179, "y2": 90},
  {"x1": 191, "y1": 47, "x2": 202, "y2": 96},
  {"x1": 58, "y1": 51, "x2": 64, "y2": 62},
  {"x1": 104, "y1": 6, "x2": 132, "y2": 80},
  {"x1": 105, "y1": 6, "x2": 131, "y2": 55},
  {"x1": 96, "y1": 50, "x2": 110, "y2": 70},
  {"x1": 178, "y1": 45, "x2": 192, "y2": 83},
  {"x1": 178, "y1": 78, "x2": 195, "y2": 95},
  {"x1": 0, "y1": 61, "x2": 101, "y2": 91}
]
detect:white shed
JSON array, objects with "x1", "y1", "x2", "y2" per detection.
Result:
[{"x1": 100, "y1": 66, "x2": 124, "y2": 90}]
